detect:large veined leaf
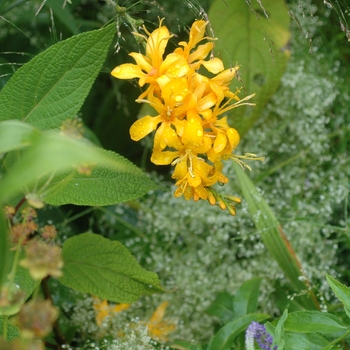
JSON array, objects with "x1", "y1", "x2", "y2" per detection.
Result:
[
  {"x1": 0, "y1": 126, "x2": 157, "y2": 205},
  {"x1": 42, "y1": 149, "x2": 158, "y2": 206},
  {"x1": 59, "y1": 233, "x2": 164, "y2": 303},
  {"x1": 0, "y1": 318, "x2": 20, "y2": 341},
  {"x1": 284, "y1": 311, "x2": 346, "y2": 334},
  {"x1": 0, "y1": 120, "x2": 41, "y2": 154},
  {"x1": 209, "y1": 0, "x2": 290, "y2": 135},
  {"x1": 0, "y1": 23, "x2": 115, "y2": 130}
]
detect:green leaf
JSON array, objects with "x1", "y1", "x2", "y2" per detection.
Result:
[
  {"x1": 284, "y1": 311, "x2": 346, "y2": 334},
  {"x1": 326, "y1": 274, "x2": 350, "y2": 311},
  {"x1": 208, "y1": 0, "x2": 290, "y2": 135},
  {"x1": 265, "y1": 321, "x2": 283, "y2": 350},
  {"x1": 284, "y1": 332, "x2": 310, "y2": 350},
  {"x1": 284, "y1": 332, "x2": 330, "y2": 350},
  {"x1": 42, "y1": 149, "x2": 157, "y2": 206},
  {"x1": 0, "y1": 130, "x2": 157, "y2": 205},
  {"x1": 274, "y1": 309, "x2": 288, "y2": 346},
  {"x1": 0, "y1": 24, "x2": 115, "y2": 130},
  {"x1": 233, "y1": 163, "x2": 319, "y2": 310},
  {"x1": 206, "y1": 292, "x2": 234, "y2": 324},
  {"x1": 306, "y1": 333, "x2": 331, "y2": 349},
  {"x1": 0, "y1": 212, "x2": 8, "y2": 288},
  {"x1": 0, "y1": 318, "x2": 20, "y2": 341},
  {"x1": 233, "y1": 277, "x2": 262, "y2": 318},
  {"x1": 172, "y1": 340, "x2": 203, "y2": 350},
  {"x1": 207, "y1": 313, "x2": 270, "y2": 350},
  {"x1": 59, "y1": 233, "x2": 164, "y2": 303},
  {"x1": 0, "y1": 120, "x2": 41, "y2": 153}
]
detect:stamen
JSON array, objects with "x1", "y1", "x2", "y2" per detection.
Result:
[{"x1": 230, "y1": 153, "x2": 265, "y2": 171}]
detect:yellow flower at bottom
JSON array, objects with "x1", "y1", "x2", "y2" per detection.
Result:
[
  {"x1": 172, "y1": 152, "x2": 220, "y2": 201},
  {"x1": 146, "y1": 302, "x2": 176, "y2": 342},
  {"x1": 93, "y1": 297, "x2": 130, "y2": 326}
]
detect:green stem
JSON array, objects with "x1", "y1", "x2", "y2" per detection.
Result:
[
  {"x1": 2, "y1": 316, "x2": 8, "y2": 340},
  {"x1": 7, "y1": 239, "x2": 22, "y2": 287},
  {"x1": 321, "y1": 328, "x2": 350, "y2": 350}
]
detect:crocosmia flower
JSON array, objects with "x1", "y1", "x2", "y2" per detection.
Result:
[{"x1": 111, "y1": 19, "x2": 263, "y2": 215}]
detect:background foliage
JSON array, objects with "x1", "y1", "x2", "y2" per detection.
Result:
[{"x1": 0, "y1": 0, "x2": 350, "y2": 349}]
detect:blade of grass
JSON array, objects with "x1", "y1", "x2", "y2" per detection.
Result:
[{"x1": 233, "y1": 162, "x2": 319, "y2": 310}]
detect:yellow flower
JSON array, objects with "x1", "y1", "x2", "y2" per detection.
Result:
[
  {"x1": 146, "y1": 301, "x2": 175, "y2": 342},
  {"x1": 93, "y1": 297, "x2": 130, "y2": 326},
  {"x1": 111, "y1": 20, "x2": 190, "y2": 99},
  {"x1": 175, "y1": 20, "x2": 224, "y2": 74},
  {"x1": 172, "y1": 154, "x2": 215, "y2": 200},
  {"x1": 93, "y1": 299, "x2": 175, "y2": 343},
  {"x1": 130, "y1": 79, "x2": 195, "y2": 147},
  {"x1": 111, "y1": 18, "x2": 262, "y2": 215},
  {"x1": 206, "y1": 116, "x2": 241, "y2": 163}
]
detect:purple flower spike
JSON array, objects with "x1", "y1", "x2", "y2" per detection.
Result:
[{"x1": 245, "y1": 321, "x2": 277, "y2": 350}]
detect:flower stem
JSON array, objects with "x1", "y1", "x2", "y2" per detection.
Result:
[
  {"x1": 2, "y1": 316, "x2": 8, "y2": 340},
  {"x1": 321, "y1": 328, "x2": 350, "y2": 350},
  {"x1": 7, "y1": 239, "x2": 22, "y2": 287}
]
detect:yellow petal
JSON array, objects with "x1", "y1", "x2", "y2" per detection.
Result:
[
  {"x1": 194, "y1": 135, "x2": 212, "y2": 154},
  {"x1": 153, "y1": 122, "x2": 165, "y2": 150},
  {"x1": 146, "y1": 26, "x2": 171, "y2": 68},
  {"x1": 129, "y1": 115, "x2": 162, "y2": 141},
  {"x1": 188, "y1": 20, "x2": 208, "y2": 48},
  {"x1": 213, "y1": 132, "x2": 227, "y2": 153},
  {"x1": 200, "y1": 108, "x2": 213, "y2": 120},
  {"x1": 129, "y1": 52, "x2": 152, "y2": 72},
  {"x1": 151, "y1": 149, "x2": 179, "y2": 165},
  {"x1": 156, "y1": 74, "x2": 172, "y2": 90},
  {"x1": 188, "y1": 42, "x2": 213, "y2": 63},
  {"x1": 112, "y1": 303, "x2": 130, "y2": 313},
  {"x1": 161, "y1": 77, "x2": 189, "y2": 104},
  {"x1": 182, "y1": 111, "x2": 203, "y2": 149},
  {"x1": 187, "y1": 172, "x2": 202, "y2": 187},
  {"x1": 194, "y1": 184, "x2": 209, "y2": 200},
  {"x1": 201, "y1": 57, "x2": 224, "y2": 74},
  {"x1": 172, "y1": 118, "x2": 186, "y2": 137},
  {"x1": 211, "y1": 66, "x2": 239, "y2": 84},
  {"x1": 226, "y1": 127, "x2": 240, "y2": 150},
  {"x1": 161, "y1": 53, "x2": 190, "y2": 78},
  {"x1": 208, "y1": 82, "x2": 225, "y2": 102},
  {"x1": 174, "y1": 93, "x2": 197, "y2": 118},
  {"x1": 162, "y1": 124, "x2": 183, "y2": 149},
  {"x1": 172, "y1": 157, "x2": 188, "y2": 180},
  {"x1": 197, "y1": 93, "x2": 217, "y2": 111},
  {"x1": 111, "y1": 63, "x2": 145, "y2": 80}
]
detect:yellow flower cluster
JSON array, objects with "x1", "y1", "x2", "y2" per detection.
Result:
[
  {"x1": 111, "y1": 19, "x2": 257, "y2": 215},
  {"x1": 93, "y1": 298, "x2": 175, "y2": 342}
]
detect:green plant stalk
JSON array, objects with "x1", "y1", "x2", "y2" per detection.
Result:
[
  {"x1": 321, "y1": 328, "x2": 350, "y2": 350},
  {"x1": 233, "y1": 162, "x2": 319, "y2": 310},
  {"x1": 2, "y1": 316, "x2": 8, "y2": 340},
  {"x1": 7, "y1": 240, "x2": 22, "y2": 289},
  {"x1": 2, "y1": 239, "x2": 22, "y2": 341}
]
